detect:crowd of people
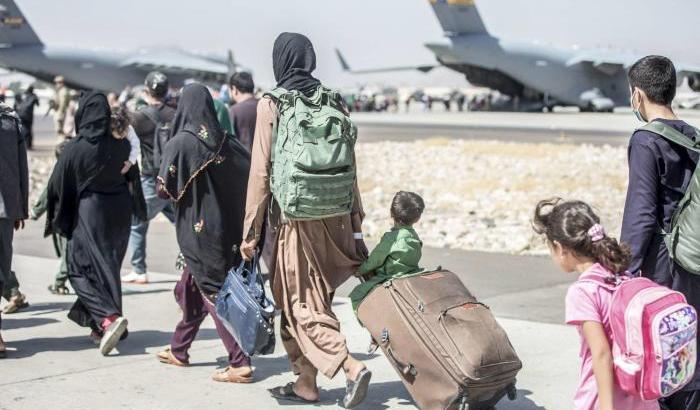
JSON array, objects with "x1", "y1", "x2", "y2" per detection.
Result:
[{"x1": 0, "y1": 31, "x2": 699, "y2": 410}]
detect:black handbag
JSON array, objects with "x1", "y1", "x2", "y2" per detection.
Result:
[{"x1": 215, "y1": 253, "x2": 276, "y2": 356}]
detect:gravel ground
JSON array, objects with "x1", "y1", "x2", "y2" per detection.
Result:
[
  {"x1": 28, "y1": 138, "x2": 629, "y2": 255},
  {"x1": 356, "y1": 138, "x2": 628, "y2": 255},
  {"x1": 28, "y1": 154, "x2": 55, "y2": 206}
]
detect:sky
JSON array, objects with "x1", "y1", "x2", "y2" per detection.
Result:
[{"x1": 15, "y1": 0, "x2": 700, "y2": 89}]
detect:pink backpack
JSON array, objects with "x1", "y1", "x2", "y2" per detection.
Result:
[{"x1": 580, "y1": 273, "x2": 697, "y2": 400}]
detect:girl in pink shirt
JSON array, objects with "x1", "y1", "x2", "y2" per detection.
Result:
[{"x1": 533, "y1": 198, "x2": 659, "y2": 410}]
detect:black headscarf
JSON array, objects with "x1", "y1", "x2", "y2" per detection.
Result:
[
  {"x1": 74, "y1": 92, "x2": 111, "y2": 144},
  {"x1": 157, "y1": 83, "x2": 251, "y2": 295},
  {"x1": 159, "y1": 84, "x2": 226, "y2": 201},
  {"x1": 171, "y1": 84, "x2": 224, "y2": 153},
  {"x1": 273, "y1": 32, "x2": 322, "y2": 96},
  {"x1": 45, "y1": 92, "x2": 112, "y2": 237}
]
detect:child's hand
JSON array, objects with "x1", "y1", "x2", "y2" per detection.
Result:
[
  {"x1": 355, "y1": 238, "x2": 369, "y2": 259},
  {"x1": 355, "y1": 270, "x2": 375, "y2": 281},
  {"x1": 121, "y1": 160, "x2": 133, "y2": 174}
]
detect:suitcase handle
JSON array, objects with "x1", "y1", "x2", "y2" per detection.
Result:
[{"x1": 386, "y1": 346, "x2": 417, "y2": 378}]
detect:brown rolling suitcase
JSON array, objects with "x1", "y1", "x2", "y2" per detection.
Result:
[{"x1": 356, "y1": 268, "x2": 522, "y2": 410}]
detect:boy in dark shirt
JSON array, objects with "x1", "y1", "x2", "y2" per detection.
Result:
[{"x1": 620, "y1": 55, "x2": 700, "y2": 410}]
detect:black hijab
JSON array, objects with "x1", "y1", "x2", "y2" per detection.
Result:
[
  {"x1": 171, "y1": 83, "x2": 224, "y2": 153},
  {"x1": 157, "y1": 83, "x2": 251, "y2": 295},
  {"x1": 45, "y1": 92, "x2": 114, "y2": 238},
  {"x1": 158, "y1": 83, "x2": 229, "y2": 201},
  {"x1": 273, "y1": 32, "x2": 322, "y2": 96}
]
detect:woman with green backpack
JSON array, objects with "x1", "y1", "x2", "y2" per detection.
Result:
[{"x1": 240, "y1": 33, "x2": 371, "y2": 408}]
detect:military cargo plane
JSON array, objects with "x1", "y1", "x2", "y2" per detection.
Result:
[
  {"x1": 337, "y1": 0, "x2": 700, "y2": 111},
  {"x1": 0, "y1": 0, "x2": 246, "y2": 92}
]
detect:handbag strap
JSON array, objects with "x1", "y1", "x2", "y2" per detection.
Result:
[{"x1": 237, "y1": 250, "x2": 264, "y2": 288}]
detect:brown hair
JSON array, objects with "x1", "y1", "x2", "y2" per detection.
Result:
[
  {"x1": 532, "y1": 198, "x2": 631, "y2": 274},
  {"x1": 110, "y1": 106, "x2": 130, "y2": 136}
]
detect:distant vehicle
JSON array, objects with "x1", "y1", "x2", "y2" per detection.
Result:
[
  {"x1": 0, "y1": 0, "x2": 248, "y2": 91},
  {"x1": 337, "y1": 0, "x2": 700, "y2": 112},
  {"x1": 679, "y1": 97, "x2": 700, "y2": 110}
]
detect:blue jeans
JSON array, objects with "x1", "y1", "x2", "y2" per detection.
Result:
[{"x1": 128, "y1": 176, "x2": 175, "y2": 274}]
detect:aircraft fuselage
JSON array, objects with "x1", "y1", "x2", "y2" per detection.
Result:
[
  {"x1": 431, "y1": 34, "x2": 633, "y2": 108},
  {"x1": 0, "y1": 45, "x2": 195, "y2": 92}
]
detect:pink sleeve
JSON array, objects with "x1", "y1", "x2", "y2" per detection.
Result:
[{"x1": 565, "y1": 282, "x2": 603, "y2": 326}]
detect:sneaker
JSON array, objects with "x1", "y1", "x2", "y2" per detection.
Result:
[
  {"x1": 121, "y1": 271, "x2": 148, "y2": 284},
  {"x1": 99, "y1": 316, "x2": 128, "y2": 356}
]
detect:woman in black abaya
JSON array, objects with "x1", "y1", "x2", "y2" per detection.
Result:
[
  {"x1": 155, "y1": 84, "x2": 253, "y2": 383},
  {"x1": 46, "y1": 91, "x2": 145, "y2": 356}
]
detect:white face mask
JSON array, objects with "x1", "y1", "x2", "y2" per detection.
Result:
[{"x1": 630, "y1": 89, "x2": 647, "y2": 123}]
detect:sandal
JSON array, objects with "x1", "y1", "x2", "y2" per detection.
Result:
[
  {"x1": 156, "y1": 347, "x2": 188, "y2": 367},
  {"x1": 343, "y1": 368, "x2": 372, "y2": 409},
  {"x1": 212, "y1": 365, "x2": 253, "y2": 383},
  {"x1": 48, "y1": 284, "x2": 70, "y2": 295},
  {"x1": 269, "y1": 382, "x2": 319, "y2": 403},
  {"x1": 3, "y1": 293, "x2": 29, "y2": 314}
]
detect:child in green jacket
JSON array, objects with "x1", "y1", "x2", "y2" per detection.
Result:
[{"x1": 350, "y1": 191, "x2": 425, "y2": 311}]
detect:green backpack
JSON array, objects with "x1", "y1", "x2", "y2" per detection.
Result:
[
  {"x1": 265, "y1": 86, "x2": 357, "y2": 220},
  {"x1": 641, "y1": 121, "x2": 700, "y2": 274}
]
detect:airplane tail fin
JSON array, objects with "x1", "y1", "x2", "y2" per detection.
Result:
[
  {"x1": 335, "y1": 49, "x2": 351, "y2": 72},
  {"x1": 429, "y1": 0, "x2": 488, "y2": 36},
  {"x1": 0, "y1": 0, "x2": 42, "y2": 46}
]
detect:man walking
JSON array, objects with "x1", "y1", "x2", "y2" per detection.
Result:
[
  {"x1": 0, "y1": 100, "x2": 28, "y2": 356},
  {"x1": 621, "y1": 55, "x2": 700, "y2": 410},
  {"x1": 228, "y1": 72, "x2": 258, "y2": 152},
  {"x1": 52, "y1": 76, "x2": 71, "y2": 140},
  {"x1": 16, "y1": 85, "x2": 39, "y2": 150},
  {"x1": 122, "y1": 72, "x2": 176, "y2": 284}
]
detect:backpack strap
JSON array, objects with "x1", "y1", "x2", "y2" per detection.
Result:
[
  {"x1": 263, "y1": 88, "x2": 287, "y2": 166},
  {"x1": 639, "y1": 121, "x2": 700, "y2": 237},
  {"x1": 578, "y1": 272, "x2": 627, "y2": 292},
  {"x1": 638, "y1": 121, "x2": 700, "y2": 153}
]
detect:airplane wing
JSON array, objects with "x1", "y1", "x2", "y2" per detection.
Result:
[
  {"x1": 335, "y1": 48, "x2": 436, "y2": 74},
  {"x1": 565, "y1": 51, "x2": 637, "y2": 76},
  {"x1": 120, "y1": 49, "x2": 229, "y2": 79}
]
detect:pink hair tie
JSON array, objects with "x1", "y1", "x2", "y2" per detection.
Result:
[{"x1": 588, "y1": 224, "x2": 605, "y2": 242}]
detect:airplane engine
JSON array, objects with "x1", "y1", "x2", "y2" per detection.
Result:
[
  {"x1": 447, "y1": 64, "x2": 524, "y2": 97},
  {"x1": 688, "y1": 74, "x2": 700, "y2": 92}
]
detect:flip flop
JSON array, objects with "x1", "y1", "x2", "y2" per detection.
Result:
[
  {"x1": 343, "y1": 368, "x2": 372, "y2": 409},
  {"x1": 269, "y1": 382, "x2": 319, "y2": 404},
  {"x1": 48, "y1": 284, "x2": 70, "y2": 295},
  {"x1": 156, "y1": 347, "x2": 188, "y2": 367}
]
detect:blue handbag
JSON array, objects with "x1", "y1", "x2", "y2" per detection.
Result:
[{"x1": 215, "y1": 253, "x2": 276, "y2": 356}]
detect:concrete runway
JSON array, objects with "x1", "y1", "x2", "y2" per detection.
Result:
[{"x1": 35, "y1": 109, "x2": 700, "y2": 151}]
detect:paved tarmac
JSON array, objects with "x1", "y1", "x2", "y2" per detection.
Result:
[
  {"x1": 33, "y1": 109, "x2": 700, "y2": 152},
  {"x1": 0, "y1": 254, "x2": 578, "y2": 410},
  {"x1": 351, "y1": 109, "x2": 700, "y2": 145}
]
